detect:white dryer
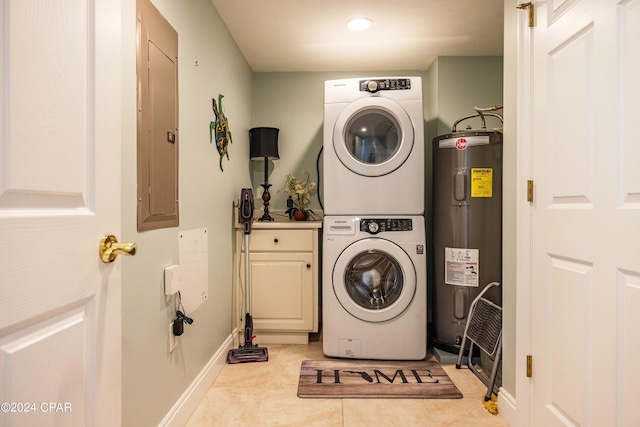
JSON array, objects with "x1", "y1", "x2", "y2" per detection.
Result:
[
  {"x1": 323, "y1": 215, "x2": 427, "y2": 360},
  {"x1": 323, "y1": 77, "x2": 424, "y2": 215}
]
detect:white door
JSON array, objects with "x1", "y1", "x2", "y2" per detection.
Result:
[
  {"x1": 526, "y1": 0, "x2": 640, "y2": 425},
  {"x1": 0, "y1": 1, "x2": 125, "y2": 426}
]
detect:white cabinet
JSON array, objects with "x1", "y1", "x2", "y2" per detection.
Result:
[{"x1": 235, "y1": 212, "x2": 321, "y2": 344}]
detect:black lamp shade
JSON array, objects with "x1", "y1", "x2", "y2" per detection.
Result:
[{"x1": 249, "y1": 127, "x2": 279, "y2": 160}]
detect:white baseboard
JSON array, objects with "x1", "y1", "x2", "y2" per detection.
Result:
[
  {"x1": 498, "y1": 387, "x2": 517, "y2": 426},
  {"x1": 159, "y1": 332, "x2": 235, "y2": 427}
]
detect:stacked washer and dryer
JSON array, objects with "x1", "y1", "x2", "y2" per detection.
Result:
[{"x1": 322, "y1": 77, "x2": 427, "y2": 360}]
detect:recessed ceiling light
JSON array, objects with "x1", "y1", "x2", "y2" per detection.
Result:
[{"x1": 347, "y1": 18, "x2": 372, "y2": 32}]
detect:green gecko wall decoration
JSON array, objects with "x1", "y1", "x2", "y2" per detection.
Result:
[{"x1": 210, "y1": 94, "x2": 232, "y2": 171}]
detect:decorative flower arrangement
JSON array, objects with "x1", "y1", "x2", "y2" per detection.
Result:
[{"x1": 284, "y1": 171, "x2": 317, "y2": 220}]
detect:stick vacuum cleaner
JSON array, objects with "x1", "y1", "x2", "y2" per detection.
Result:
[{"x1": 227, "y1": 188, "x2": 269, "y2": 364}]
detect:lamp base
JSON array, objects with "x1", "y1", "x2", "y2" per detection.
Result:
[
  {"x1": 257, "y1": 183, "x2": 274, "y2": 222},
  {"x1": 258, "y1": 212, "x2": 274, "y2": 222}
]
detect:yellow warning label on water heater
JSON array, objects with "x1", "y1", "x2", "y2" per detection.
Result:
[{"x1": 471, "y1": 168, "x2": 493, "y2": 197}]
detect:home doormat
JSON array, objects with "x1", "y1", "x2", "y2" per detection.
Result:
[{"x1": 297, "y1": 360, "x2": 462, "y2": 399}]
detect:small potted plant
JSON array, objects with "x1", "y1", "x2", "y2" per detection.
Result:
[{"x1": 284, "y1": 171, "x2": 317, "y2": 221}]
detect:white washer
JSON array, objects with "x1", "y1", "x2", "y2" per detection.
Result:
[
  {"x1": 323, "y1": 77, "x2": 424, "y2": 215},
  {"x1": 323, "y1": 215, "x2": 427, "y2": 360}
]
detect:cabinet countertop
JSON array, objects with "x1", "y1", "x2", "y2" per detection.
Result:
[{"x1": 234, "y1": 209, "x2": 323, "y2": 230}]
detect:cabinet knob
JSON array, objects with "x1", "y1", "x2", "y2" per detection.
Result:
[
  {"x1": 274, "y1": 238, "x2": 279, "y2": 243},
  {"x1": 306, "y1": 263, "x2": 311, "y2": 269}
]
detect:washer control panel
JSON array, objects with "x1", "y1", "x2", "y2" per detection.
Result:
[
  {"x1": 359, "y1": 78, "x2": 411, "y2": 93},
  {"x1": 361, "y1": 218, "x2": 413, "y2": 234}
]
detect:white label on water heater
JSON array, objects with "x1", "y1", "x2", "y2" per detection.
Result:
[{"x1": 445, "y1": 247, "x2": 479, "y2": 287}]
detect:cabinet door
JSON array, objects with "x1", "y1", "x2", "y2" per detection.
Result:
[{"x1": 241, "y1": 252, "x2": 314, "y2": 331}]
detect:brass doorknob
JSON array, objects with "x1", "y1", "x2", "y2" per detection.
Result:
[{"x1": 99, "y1": 234, "x2": 137, "y2": 263}]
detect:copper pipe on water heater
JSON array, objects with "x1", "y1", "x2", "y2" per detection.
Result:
[{"x1": 474, "y1": 105, "x2": 504, "y2": 130}]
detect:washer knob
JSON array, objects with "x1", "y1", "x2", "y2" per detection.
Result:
[
  {"x1": 367, "y1": 221, "x2": 379, "y2": 234},
  {"x1": 366, "y1": 80, "x2": 379, "y2": 93}
]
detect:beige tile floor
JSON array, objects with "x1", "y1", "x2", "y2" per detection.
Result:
[{"x1": 186, "y1": 340, "x2": 507, "y2": 427}]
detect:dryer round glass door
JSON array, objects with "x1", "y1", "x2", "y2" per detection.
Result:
[
  {"x1": 333, "y1": 97, "x2": 415, "y2": 177},
  {"x1": 332, "y1": 238, "x2": 417, "y2": 322}
]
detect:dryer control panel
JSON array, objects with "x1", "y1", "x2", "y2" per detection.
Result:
[
  {"x1": 361, "y1": 218, "x2": 413, "y2": 234},
  {"x1": 359, "y1": 78, "x2": 411, "y2": 93}
]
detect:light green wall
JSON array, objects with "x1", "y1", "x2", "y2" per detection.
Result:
[
  {"x1": 430, "y1": 56, "x2": 505, "y2": 138},
  {"x1": 121, "y1": 0, "x2": 253, "y2": 425}
]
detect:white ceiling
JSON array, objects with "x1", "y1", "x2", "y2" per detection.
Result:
[{"x1": 210, "y1": 0, "x2": 505, "y2": 72}]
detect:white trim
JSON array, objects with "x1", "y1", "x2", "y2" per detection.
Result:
[
  {"x1": 158, "y1": 332, "x2": 236, "y2": 427},
  {"x1": 514, "y1": 0, "x2": 533, "y2": 424},
  {"x1": 498, "y1": 387, "x2": 517, "y2": 426}
]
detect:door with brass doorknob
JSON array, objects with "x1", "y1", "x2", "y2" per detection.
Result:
[{"x1": 0, "y1": 2, "x2": 125, "y2": 425}]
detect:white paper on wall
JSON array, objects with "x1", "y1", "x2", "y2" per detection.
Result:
[{"x1": 179, "y1": 228, "x2": 209, "y2": 314}]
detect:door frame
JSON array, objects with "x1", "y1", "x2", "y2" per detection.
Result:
[{"x1": 515, "y1": 0, "x2": 534, "y2": 425}]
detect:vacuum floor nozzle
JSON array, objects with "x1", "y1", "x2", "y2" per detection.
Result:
[{"x1": 227, "y1": 345, "x2": 269, "y2": 364}]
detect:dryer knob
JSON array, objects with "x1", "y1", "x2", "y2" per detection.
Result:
[{"x1": 366, "y1": 80, "x2": 379, "y2": 93}]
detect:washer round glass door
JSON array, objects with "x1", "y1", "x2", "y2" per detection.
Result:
[
  {"x1": 333, "y1": 97, "x2": 415, "y2": 177},
  {"x1": 332, "y1": 238, "x2": 416, "y2": 322}
]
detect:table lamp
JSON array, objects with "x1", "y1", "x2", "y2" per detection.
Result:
[{"x1": 249, "y1": 127, "x2": 279, "y2": 221}]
